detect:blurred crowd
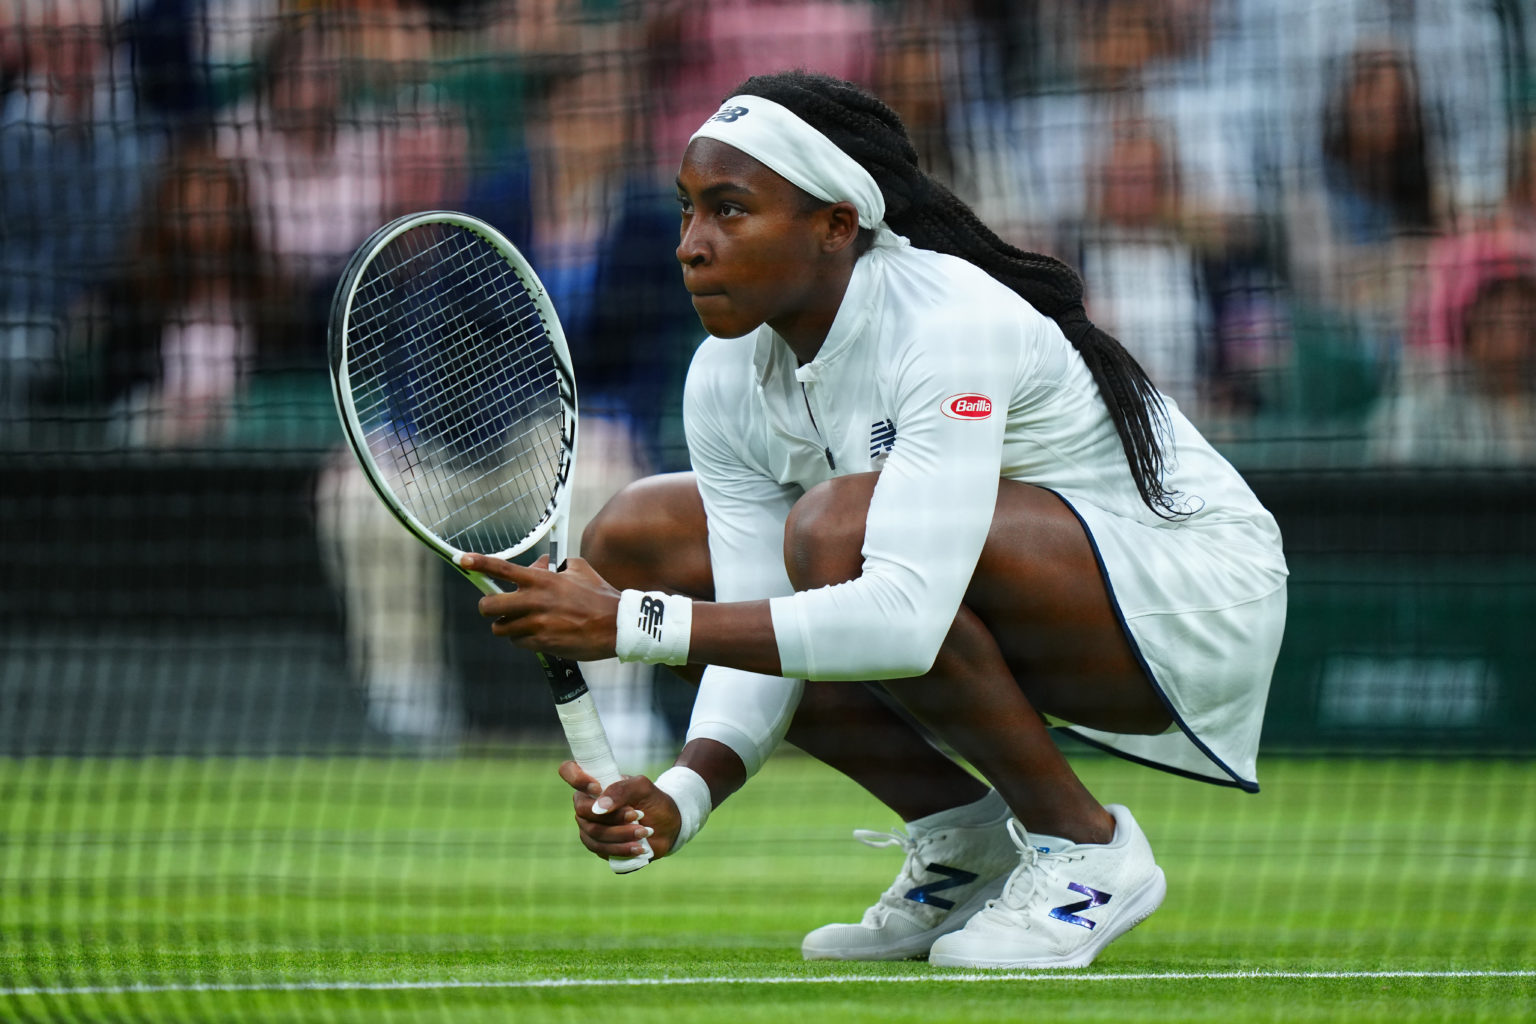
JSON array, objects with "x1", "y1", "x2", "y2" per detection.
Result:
[
  {"x1": 3, "y1": 0, "x2": 1536, "y2": 468},
  {"x1": 4, "y1": 0, "x2": 1532, "y2": 748}
]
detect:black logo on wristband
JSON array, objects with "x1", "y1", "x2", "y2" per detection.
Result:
[{"x1": 638, "y1": 595, "x2": 665, "y2": 641}]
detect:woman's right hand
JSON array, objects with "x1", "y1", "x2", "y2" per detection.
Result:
[{"x1": 558, "y1": 761, "x2": 680, "y2": 861}]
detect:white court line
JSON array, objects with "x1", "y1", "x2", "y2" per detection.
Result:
[{"x1": 3, "y1": 970, "x2": 1533, "y2": 997}]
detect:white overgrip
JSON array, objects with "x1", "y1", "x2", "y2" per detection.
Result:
[{"x1": 555, "y1": 692, "x2": 654, "y2": 874}]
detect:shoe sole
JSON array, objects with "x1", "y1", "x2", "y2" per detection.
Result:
[
  {"x1": 928, "y1": 866, "x2": 1167, "y2": 970},
  {"x1": 801, "y1": 872, "x2": 1010, "y2": 961}
]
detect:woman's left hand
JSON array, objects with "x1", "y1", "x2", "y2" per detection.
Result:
[{"x1": 459, "y1": 552, "x2": 622, "y2": 660}]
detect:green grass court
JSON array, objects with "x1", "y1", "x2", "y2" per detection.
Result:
[{"x1": 1, "y1": 752, "x2": 1531, "y2": 1022}]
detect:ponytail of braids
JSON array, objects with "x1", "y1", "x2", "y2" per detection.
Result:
[{"x1": 731, "y1": 70, "x2": 1182, "y2": 518}]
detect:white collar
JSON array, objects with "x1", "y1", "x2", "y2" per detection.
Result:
[{"x1": 753, "y1": 250, "x2": 885, "y2": 386}]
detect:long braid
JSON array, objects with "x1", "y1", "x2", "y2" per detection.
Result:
[{"x1": 732, "y1": 70, "x2": 1181, "y2": 518}]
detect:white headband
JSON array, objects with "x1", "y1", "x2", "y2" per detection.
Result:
[{"x1": 689, "y1": 95, "x2": 887, "y2": 230}]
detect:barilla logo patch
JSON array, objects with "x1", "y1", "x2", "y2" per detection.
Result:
[{"x1": 942, "y1": 393, "x2": 993, "y2": 420}]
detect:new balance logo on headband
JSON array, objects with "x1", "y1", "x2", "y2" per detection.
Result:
[
  {"x1": 707, "y1": 105, "x2": 750, "y2": 124},
  {"x1": 638, "y1": 595, "x2": 665, "y2": 641}
]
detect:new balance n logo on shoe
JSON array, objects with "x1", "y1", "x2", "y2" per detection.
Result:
[
  {"x1": 1050, "y1": 882, "x2": 1112, "y2": 929},
  {"x1": 638, "y1": 595, "x2": 665, "y2": 641},
  {"x1": 904, "y1": 863, "x2": 978, "y2": 911}
]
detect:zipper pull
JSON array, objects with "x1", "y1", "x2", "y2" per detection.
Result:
[{"x1": 824, "y1": 446, "x2": 836, "y2": 470}]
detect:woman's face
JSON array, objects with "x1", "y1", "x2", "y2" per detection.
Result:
[
  {"x1": 1346, "y1": 57, "x2": 1411, "y2": 156},
  {"x1": 172, "y1": 164, "x2": 240, "y2": 257},
  {"x1": 1098, "y1": 129, "x2": 1173, "y2": 227},
  {"x1": 675, "y1": 138, "x2": 848, "y2": 342},
  {"x1": 1465, "y1": 280, "x2": 1536, "y2": 396}
]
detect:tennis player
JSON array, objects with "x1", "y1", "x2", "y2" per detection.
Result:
[{"x1": 461, "y1": 70, "x2": 1288, "y2": 969}]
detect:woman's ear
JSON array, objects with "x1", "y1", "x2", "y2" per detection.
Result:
[{"x1": 819, "y1": 201, "x2": 862, "y2": 255}]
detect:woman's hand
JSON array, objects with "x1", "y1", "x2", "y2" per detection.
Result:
[
  {"x1": 460, "y1": 553, "x2": 622, "y2": 661},
  {"x1": 558, "y1": 760, "x2": 681, "y2": 861}
]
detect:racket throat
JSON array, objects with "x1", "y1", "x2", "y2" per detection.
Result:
[{"x1": 539, "y1": 653, "x2": 590, "y2": 705}]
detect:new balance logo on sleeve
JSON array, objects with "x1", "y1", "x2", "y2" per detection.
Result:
[
  {"x1": 638, "y1": 595, "x2": 665, "y2": 641},
  {"x1": 869, "y1": 418, "x2": 897, "y2": 461}
]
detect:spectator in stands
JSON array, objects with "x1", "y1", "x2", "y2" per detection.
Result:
[
  {"x1": 1372, "y1": 109, "x2": 1536, "y2": 465},
  {"x1": 1371, "y1": 252, "x2": 1536, "y2": 466},
  {"x1": 273, "y1": 4, "x2": 467, "y2": 743},
  {"x1": 931, "y1": 0, "x2": 1292, "y2": 431},
  {"x1": 0, "y1": 0, "x2": 167, "y2": 427},
  {"x1": 867, "y1": 0, "x2": 961, "y2": 183},
  {"x1": 456, "y1": 21, "x2": 702, "y2": 763},
  {"x1": 956, "y1": 0, "x2": 1272, "y2": 250},
  {"x1": 461, "y1": 48, "x2": 697, "y2": 470},
  {"x1": 1075, "y1": 116, "x2": 1209, "y2": 413},
  {"x1": 89, "y1": 137, "x2": 276, "y2": 448},
  {"x1": 1320, "y1": 46, "x2": 1436, "y2": 245},
  {"x1": 1278, "y1": 43, "x2": 1443, "y2": 430},
  {"x1": 313, "y1": 1, "x2": 691, "y2": 753},
  {"x1": 1270, "y1": 1, "x2": 1511, "y2": 229},
  {"x1": 217, "y1": 5, "x2": 465, "y2": 375},
  {"x1": 642, "y1": 0, "x2": 877, "y2": 180},
  {"x1": 121, "y1": 0, "x2": 215, "y2": 123}
]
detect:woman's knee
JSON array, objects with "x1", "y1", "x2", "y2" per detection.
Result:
[
  {"x1": 580, "y1": 472, "x2": 712, "y2": 595},
  {"x1": 783, "y1": 473, "x2": 879, "y2": 589}
]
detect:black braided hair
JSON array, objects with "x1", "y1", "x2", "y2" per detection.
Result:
[{"x1": 729, "y1": 69, "x2": 1180, "y2": 517}]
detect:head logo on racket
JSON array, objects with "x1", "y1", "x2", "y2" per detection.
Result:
[{"x1": 942, "y1": 393, "x2": 993, "y2": 420}]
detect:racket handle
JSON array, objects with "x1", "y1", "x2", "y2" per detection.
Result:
[{"x1": 543, "y1": 661, "x2": 654, "y2": 874}]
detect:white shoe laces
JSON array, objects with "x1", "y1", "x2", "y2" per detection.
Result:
[
  {"x1": 850, "y1": 827, "x2": 940, "y2": 923},
  {"x1": 990, "y1": 818, "x2": 1082, "y2": 919},
  {"x1": 993, "y1": 820, "x2": 1041, "y2": 915}
]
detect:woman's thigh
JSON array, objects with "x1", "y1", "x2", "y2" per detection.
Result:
[
  {"x1": 965, "y1": 481, "x2": 1169, "y2": 735},
  {"x1": 580, "y1": 471, "x2": 714, "y2": 599},
  {"x1": 588, "y1": 471, "x2": 1170, "y2": 735},
  {"x1": 786, "y1": 473, "x2": 1169, "y2": 735}
]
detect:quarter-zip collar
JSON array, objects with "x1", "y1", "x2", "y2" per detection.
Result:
[{"x1": 752, "y1": 251, "x2": 882, "y2": 387}]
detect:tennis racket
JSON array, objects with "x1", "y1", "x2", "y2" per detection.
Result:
[{"x1": 328, "y1": 209, "x2": 653, "y2": 873}]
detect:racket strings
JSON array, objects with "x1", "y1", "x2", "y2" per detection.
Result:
[
  {"x1": 381, "y1": 234, "x2": 562, "y2": 542},
  {"x1": 408, "y1": 256, "x2": 565, "y2": 532},
  {"x1": 344, "y1": 222, "x2": 571, "y2": 554}
]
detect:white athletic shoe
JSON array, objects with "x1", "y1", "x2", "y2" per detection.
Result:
[
  {"x1": 801, "y1": 791, "x2": 1019, "y2": 961},
  {"x1": 928, "y1": 804, "x2": 1166, "y2": 969}
]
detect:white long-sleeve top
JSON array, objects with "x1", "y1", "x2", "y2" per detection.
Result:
[{"x1": 682, "y1": 242, "x2": 1287, "y2": 786}]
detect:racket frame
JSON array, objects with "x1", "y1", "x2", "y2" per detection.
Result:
[
  {"x1": 328, "y1": 210, "x2": 578, "y2": 576},
  {"x1": 328, "y1": 210, "x2": 652, "y2": 872}
]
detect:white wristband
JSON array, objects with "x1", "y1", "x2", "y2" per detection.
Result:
[
  {"x1": 654, "y1": 765, "x2": 712, "y2": 852},
  {"x1": 615, "y1": 590, "x2": 693, "y2": 666}
]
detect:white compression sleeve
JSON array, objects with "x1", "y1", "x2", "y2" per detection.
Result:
[{"x1": 684, "y1": 665, "x2": 803, "y2": 777}]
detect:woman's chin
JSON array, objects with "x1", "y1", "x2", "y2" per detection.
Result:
[{"x1": 692, "y1": 301, "x2": 760, "y2": 340}]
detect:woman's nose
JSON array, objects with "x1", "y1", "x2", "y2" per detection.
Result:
[{"x1": 677, "y1": 220, "x2": 708, "y2": 267}]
